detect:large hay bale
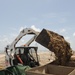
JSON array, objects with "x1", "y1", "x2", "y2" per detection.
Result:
[{"x1": 36, "y1": 29, "x2": 72, "y2": 65}]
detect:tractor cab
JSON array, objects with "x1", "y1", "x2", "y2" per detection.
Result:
[{"x1": 13, "y1": 47, "x2": 39, "y2": 67}]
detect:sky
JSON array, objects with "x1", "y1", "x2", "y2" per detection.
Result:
[{"x1": 0, "y1": 0, "x2": 75, "y2": 51}]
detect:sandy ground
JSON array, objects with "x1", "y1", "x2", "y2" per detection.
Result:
[
  {"x1": 0, "y1": 53, "x2": 5, "y2": 69},
  {"x1": 0, "y1": 51, "x2": 75, "y2": 70},
  {"x1": 38, "y1": 52, "x2": 55, "y2": 65},
  {"x1": 0, "y1": 51, "x2": 55, "y2": 69}
]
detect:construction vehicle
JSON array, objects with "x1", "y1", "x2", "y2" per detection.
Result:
[
  {"x1": 1, "y1": 28, "x2": 75, "y2": 75},
  {"x1": 5, "y1": 28, "x2": 40, "y2": 68}
]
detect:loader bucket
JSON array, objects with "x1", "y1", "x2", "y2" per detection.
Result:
[{"x1": 35, "y1": 29, "x2": 72, "y2": 65}]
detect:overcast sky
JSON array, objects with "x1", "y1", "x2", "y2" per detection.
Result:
[{"x1": 0, "y1": 0, "x2": 75, "y2": 51}]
